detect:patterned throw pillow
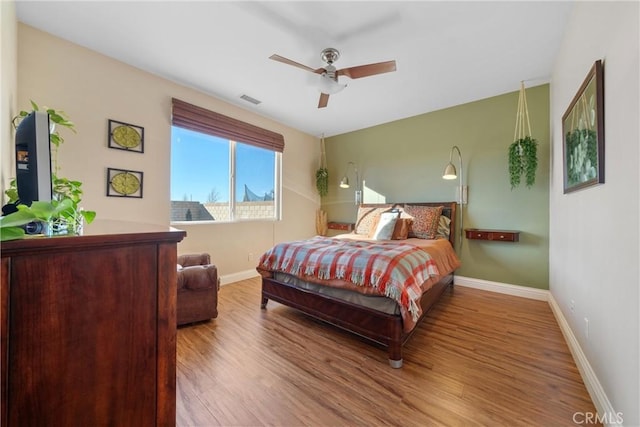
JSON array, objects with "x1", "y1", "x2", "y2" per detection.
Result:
[
  {"x1": 436, "y1": 215, "x2": 451, "y2": 240},
  {"x1": 403, "y1": 205, "x2": 444, "y2": 239},
  {"x1": 391, "y1": 218, "x2": 413, "y2": 240},
  {"x1": 355, "y1": 205, "x2": 392, "y2": 235}
]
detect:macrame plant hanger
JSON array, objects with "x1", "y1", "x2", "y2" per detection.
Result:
[
  {"x1": 315, "y1": 134, "x2": 328, "y2": 236},
  {"x1": 509, "y1": 81, "x2": 538, "y2": 189},
  {"x1": 513, "y1": 81, "x2": 532, "y2": 149},
  {"x1": 320, "y1": 134, "x2": 327, "y2": 175}
]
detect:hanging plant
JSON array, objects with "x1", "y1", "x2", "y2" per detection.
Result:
[
  {"x1": 315, "y1": 167, "x2": 328, "y2": 197},
  {"x1": 509, "y1": 82, "x2": 538, "y2": 189},
  {"x1": 315, "y1": 134, "x2": 329, "y2": 197},
  {"x1": 509, "y1": 136, "x2": 538, "y2": 188}
]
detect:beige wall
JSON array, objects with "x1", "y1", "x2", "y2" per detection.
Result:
[
  {"x1": 1, "y1": 1, "x2": 17, "y2": 199},
  {"x1": 323, "y1": 85, "x2": 550, "y2": 289},
  {"x1": 550, "y1": 2, "x2": 639, "y2": 424},
  {"x1": 14, "y1": 24, "x2": 320, "y2": 281}
]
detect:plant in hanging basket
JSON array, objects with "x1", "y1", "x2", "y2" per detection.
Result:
[
  {"x1": 315, "y1": 167, "x2": 328, "y2": 197},
  {"x1": 508, "y1": 136, "x2": 538, "y2": 189},
  {"x1": 509, "y1": 82, "x2": 538, "y2": 189}
]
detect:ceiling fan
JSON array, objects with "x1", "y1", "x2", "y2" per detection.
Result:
[{"x1": 269, "y1": 48, "x2": 396, "y2": 108}]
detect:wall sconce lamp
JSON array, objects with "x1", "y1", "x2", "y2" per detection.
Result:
[
  {"x1": 443, "y1": 145, "x2": 466, "y2": 250},
  {"x1": 340, "y1": 161, "x2": 362, "y2": 205}
]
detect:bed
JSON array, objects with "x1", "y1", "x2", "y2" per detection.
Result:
[{"x1": 256, "y1": 202, "x2": 460, "y2": 368}]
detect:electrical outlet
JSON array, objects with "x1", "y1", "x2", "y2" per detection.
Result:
[
  {"x1": 570, "y1": 300, "x2": 575, "y2": 312},
  {"x1": 248, "y1": 252, "x2": 254, "y2": 261},
  {"x1": 584, "y1": 317, "x2": 589, "y2": 339}
]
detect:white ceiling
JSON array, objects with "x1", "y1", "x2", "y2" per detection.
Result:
[{"x1": 16, "y1": 1, "x2": 574, "y2": 137}]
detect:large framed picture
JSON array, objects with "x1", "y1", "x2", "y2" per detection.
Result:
[{"x1": 561, "y1": 60, "x2": 604, "y2": 194}]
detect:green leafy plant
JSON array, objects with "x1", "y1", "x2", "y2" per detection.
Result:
[
  {"x1": 508, "y1": 136, "x2": 538, "y2": 189},
  {"x1": 315, "y1": 167, "x2": 328, "y2": 197},
  {"x1": 13, "y1": 100, "x2": 74, "y2": 152},
  {"x1": 1, "y1": 101, "x2": 96, "y2": 241},
  {"x1": 509, "y1": 82, "x2": 538, "y2": 189},
  {"x1": 0, "y1": 199, "x2": 80, "y2": 241}
]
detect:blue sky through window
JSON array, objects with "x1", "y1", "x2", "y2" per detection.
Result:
[
  {"x1": 171, "y1": 126, "x2": 275, "y2": 202},
  {"x1": 235, "y1": 142, "x2": 275, "y2": 200}
]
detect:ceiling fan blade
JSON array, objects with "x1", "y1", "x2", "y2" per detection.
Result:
[
  {"x1": 337, "y1": 60, "x2": 397, "y2": 79},
  {"x1": 269, "y1": 54, "x2": 325, "y2": 74},
  {"x1": 318, "y1": 93, "x2": 329, "y2": 109}
]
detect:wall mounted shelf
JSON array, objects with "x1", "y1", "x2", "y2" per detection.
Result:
[
  {"x1": 465, "y1": 228, "x2": 520, "y2": 242},
  {"x1": 327, "y1": 222, "x2": 355, "y2": 232}
]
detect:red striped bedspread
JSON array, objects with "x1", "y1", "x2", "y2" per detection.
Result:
[{"x1": 256, "y1": 236, "x2": 440, "y2": 321}]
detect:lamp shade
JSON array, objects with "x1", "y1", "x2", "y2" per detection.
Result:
[
  {"x1": 319, "y1": 73, "x2": 346, "y2": 95},
  {"x1": 442, "y1": 162, "x2": 457, "y2": 179},
  {"x1": 339, "y1": 161, "x2": 360, "y2": 204}
]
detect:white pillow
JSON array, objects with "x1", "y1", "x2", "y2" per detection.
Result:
[{"x1": 371, "y1": 212, "x2": 399, "y2": 240}]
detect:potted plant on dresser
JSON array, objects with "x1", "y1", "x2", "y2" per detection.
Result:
[{"x1": 1, "y1": 101, "x2": 95, "y2": 241}]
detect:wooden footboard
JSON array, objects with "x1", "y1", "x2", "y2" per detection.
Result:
[{"x1": 261, "y1": 274, "x2": 453, "y2": 368}]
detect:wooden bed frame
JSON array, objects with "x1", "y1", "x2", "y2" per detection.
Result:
[{"x1": 260, "y1": 202, "x2": 457, "y2": 368}]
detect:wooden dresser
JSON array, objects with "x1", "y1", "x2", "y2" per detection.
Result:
[{"x1": 1, "y1": 220, "x2": 186, "y2": 426}]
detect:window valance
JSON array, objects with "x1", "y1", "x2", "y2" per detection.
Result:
[{"x1": 171, "y1": 98, "x2": 284, "y2": 152}]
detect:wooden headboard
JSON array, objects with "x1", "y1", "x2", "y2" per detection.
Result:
[{"x1": 356, "y1": 202, "x2": 458, "y2": 249}]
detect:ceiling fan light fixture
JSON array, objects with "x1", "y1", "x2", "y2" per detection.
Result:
[
  {"x1": 318, "y1": 73, "x2": 346, "y2": 95},
  {"x1": 270, "y1": 47, "x2": 395, "y2": 107}
]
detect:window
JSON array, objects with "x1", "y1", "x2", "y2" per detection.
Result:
[{"x1": 170, "y1": 99, "x2": 283, "y2": 223}]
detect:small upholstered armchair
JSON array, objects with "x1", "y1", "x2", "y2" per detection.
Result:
[{"x1": 177, "y1": 253, "x2": 219, "y2": 326}]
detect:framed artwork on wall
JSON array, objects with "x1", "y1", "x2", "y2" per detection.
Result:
[
  {"x1": 106, "y1": 167, "x2": 143, "y2": 198},
  {"x1": 108, "y1": 119, "x2": 144, "y2": 153},
  {"x1": 561, "y1": 60, "x2": 604, "y2": 194}
]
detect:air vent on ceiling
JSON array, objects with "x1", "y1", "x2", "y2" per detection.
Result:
[{"x1": 240, "y1": 94, "x2": 261, "y2": 105}]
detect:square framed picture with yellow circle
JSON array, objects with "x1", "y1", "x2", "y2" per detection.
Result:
[
  {"x1": 107, "y1": 168, "x2": 143, "y2": 198},
  {"x1": 108, "y1": 119, "x2": 144, "y2": 153}
]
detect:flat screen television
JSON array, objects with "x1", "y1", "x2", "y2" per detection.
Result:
[{"x1": 12, "y1": 111, "x2": 53, "y2": 207}]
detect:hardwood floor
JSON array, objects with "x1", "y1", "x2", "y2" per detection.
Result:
[{"x1": 176, "y1": 277, "x2": 598, "y2": 426}]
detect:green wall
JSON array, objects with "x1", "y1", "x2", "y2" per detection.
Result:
[{"x1": 323, "y1": 85, "x2": 550, "y2": 289}]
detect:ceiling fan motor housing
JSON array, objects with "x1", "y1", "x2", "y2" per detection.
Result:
[
  {"x1": 324, "y1": 64, "x2": 337, "y2": 79},
  {"x1": 320, "y1": 48, "x2": 340, "y2": 65}
]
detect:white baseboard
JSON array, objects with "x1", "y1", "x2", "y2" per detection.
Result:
[
  {"x1": 547, "y1": 294, "x2": 621, "y2": 426},
  {"x1": 453, "y1": 275, "x2": 549, "y2": 301},
  {"x1": 454, "y1": 275, "x2": 618, "y2": 426},
  {"x1": 220, "y1": 269, "x2": 259, "y2": 286}
]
